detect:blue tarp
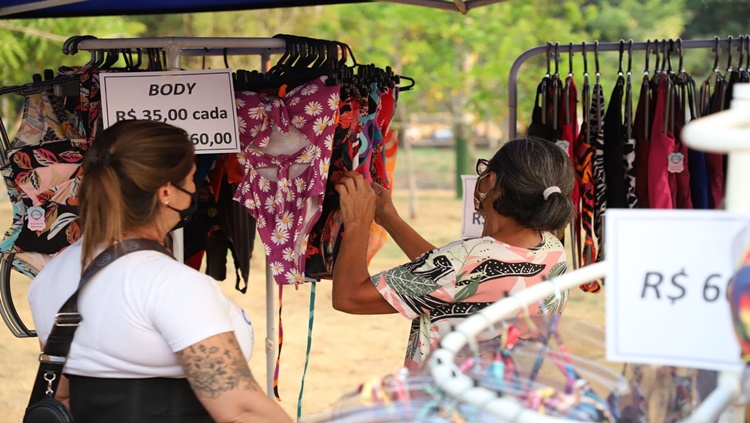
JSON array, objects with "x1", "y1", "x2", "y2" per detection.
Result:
[{"x1": 0, "y1": 0, "x2": 369, "y2": 19}]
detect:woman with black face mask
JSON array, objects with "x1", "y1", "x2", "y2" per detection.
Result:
[{"x1": 27, "y1": 120, "x2": 291, "y2": 423}]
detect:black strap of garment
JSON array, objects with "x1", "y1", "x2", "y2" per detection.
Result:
[{"x1": 28, "y1": 239, "x2": 172, "y2": 406}]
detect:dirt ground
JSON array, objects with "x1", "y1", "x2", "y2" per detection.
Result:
[{"x1": 0, "y1": 189, "x2": 608, "y2": 421}]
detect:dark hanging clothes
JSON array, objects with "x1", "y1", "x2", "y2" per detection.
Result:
[
  {"x1": 527, "y1": 76, "x2": 563, "y2": 141},
  {"x1": 204, "y1": 172, "x2": 257, "y2": 293},
  {"x1": 685, "y1": 80, "x2": 709, "y2": 209},
  {"x1": 602, "y1": 76, "x2": 627, "y2": 209},
  {"x1": 702, "y1": 79, "x2": 727, "y2": 209},
  {"x1": 633, "y1": 76, "x2": 651, "y2": 209}
]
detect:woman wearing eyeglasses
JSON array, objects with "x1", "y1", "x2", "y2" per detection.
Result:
[{"x1": 331, "y1": 136, "x2": 575, "y2": 370}]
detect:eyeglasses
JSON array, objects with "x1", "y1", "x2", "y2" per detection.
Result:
[{"x1": 476, "y1": 158, "x2": 489, "y2": 176}]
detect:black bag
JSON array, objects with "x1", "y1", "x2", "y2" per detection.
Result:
[
  {"x1": 23, "y1": 239, "x2": 171, "y2": 423},
  {"x1": 23, "y1": 396, "x2": 73, "y2": 423}
]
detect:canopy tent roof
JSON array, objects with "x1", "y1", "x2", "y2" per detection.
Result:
[{"x1": 0, "y1": 0, "x2": 506, "y2": 18}]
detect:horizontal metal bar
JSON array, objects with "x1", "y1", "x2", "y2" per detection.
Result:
[
  {"x1": 75, "y1": 37, "x2": 286, "y2": 52},
  {"x1": 181, "y1": 47, "x2": 286, "y2": 57}
]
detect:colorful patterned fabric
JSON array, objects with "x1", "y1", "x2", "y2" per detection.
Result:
[
  {"x1": 305, "y1": 88, "x2": 363, "y2": 279},
  {"x1": 371, "y1": 233, "x2": 568, "y2": 370},
  {"x1": 729, "y1": 257, "x2": 750, "y2": 361},
  {"x1": 1, "y1": 86, "x2": 87, "y2": 275},
  {"x1": 234, "y1": 76, "x2": 340, "y2": 285},
  {"x1": 58, "y1": 65, "x2": 102, "y2": 143},
  {"x1": 590, "y1": 83, "x2": 607, "y2": 263},
  {"x1": 354, "y1": 83, "x2": 383, "y2": 181},
  {"x1": 575, "y1": 111, "x2": 596, "y2": 271}
]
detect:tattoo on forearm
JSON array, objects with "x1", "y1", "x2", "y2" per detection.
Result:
[{"x1": 177, "y1": 336, "x2": 260, "y2": 398}]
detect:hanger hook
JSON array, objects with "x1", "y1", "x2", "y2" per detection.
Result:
[
  {"x1": 582, "y1": 41, "x2": 588, "y2": 75},
  {"x1": 627, "y1": 39, "x2": 633, "y2": 75},
  {"x1": 667, "y1": 39, "x2": 674, "y2": 73},
  {"x1": 594, "y1": 40, "x2": 600, "y2": 76},
  {"x1": 546, "y1": 42, "x2": 552, "y2": 76},
  {"x1": 554, "y1": 42, "x2": 560, "y2": 76},
  {"x1": 618, "y1": 39, "x2": 624, "y2": 75},
  {"x1": 568, "y1": 42, "x2": 574, "y2": 76},
  {"x1": 713, "y1": 36, "x2": 721, "y2": 72},
  {"x1": 644, "y1": 39, "x2": 650, "y2": 74},
  {"x1": 738, "y1": 35, "x2": 746, "y2": 71},
  {"x1": 727, "y1": 36, "x2": 733, "y2": 72}
]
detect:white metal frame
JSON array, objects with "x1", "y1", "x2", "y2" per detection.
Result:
[{"x1": 429, "y1": 83, "x2": 750, "y2": 422}]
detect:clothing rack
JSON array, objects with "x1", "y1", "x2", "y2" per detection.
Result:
[
  {"x1": 0, "y1": 36, "x2": 291, "y2": 399},
  {"x1": 430, "y1": 62, "x2": 750, "y2": 420},
  {"x1": 507, "y1": 37, "x2": 742, "y2": 139}
]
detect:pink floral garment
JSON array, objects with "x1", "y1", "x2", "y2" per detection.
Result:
[
  {"x1": 234, "y1": 76, "x2": 340, "y2": 285},
  {"x1": 372, "y1": 232, "x2": 568, "y2": 370}
]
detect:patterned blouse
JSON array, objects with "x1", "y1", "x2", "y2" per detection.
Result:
[{"x1": 371, "y1": 232, "x2": 568, "y2": 370}]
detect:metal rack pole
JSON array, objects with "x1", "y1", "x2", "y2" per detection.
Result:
[{"x1": 507, "y1": 37, "x2": 740, "y2": 139}]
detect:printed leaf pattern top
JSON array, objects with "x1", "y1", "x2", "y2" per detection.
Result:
[{"x1": 371, "y1": 232, "x2": 568, "y2": 370}]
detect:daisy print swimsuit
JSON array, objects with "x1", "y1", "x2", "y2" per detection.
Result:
[{"x1": 234, "y1": 76, "x2": 340, "y2": 285}]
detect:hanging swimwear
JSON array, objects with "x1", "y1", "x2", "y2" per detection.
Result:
[
  {"x1": 355, "y1": 82, "x2": 384, "y2": 181},
  {"x1": 234, "y1": 76, "x2": 340, "y2": 285},
  {"x1": 305, "y1": 88, "x2": 363, "y2": 279},
  {"x1": 633, "y1": 75, "x2": 651, "y2": 209},
  {"x1": 602, "y1": 76, "x2": 627, "y2": 209},
  {"x1": 647, "y1": 74, "x2": 675, "y2": 209},
  {"x1": 590, "y1": 83, "x2": 607, "y2": 262},
  {"x1": 1, "y1": 86, "x2": 87, "y2": 276}
]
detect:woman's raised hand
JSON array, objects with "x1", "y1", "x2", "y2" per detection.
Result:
[{"x1": 335, "y1": 171, "x2": 376, "y2": 227}]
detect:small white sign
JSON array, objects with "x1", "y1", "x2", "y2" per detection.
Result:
[
  {"x1": 100, "y1": 69, "x2": 240, "y2": 155},
  {"x1": 605, "y1": 209, "x2": 747, "y2": 371},
  {"x1": 461, "y1": 175, "x2": 484, "y2": 238}
]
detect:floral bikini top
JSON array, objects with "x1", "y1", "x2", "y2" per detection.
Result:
[{"x1": 234, "y1": 76, "x2": 340, "y2": 285}]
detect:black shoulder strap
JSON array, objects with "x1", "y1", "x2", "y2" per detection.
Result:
[{"x1": 28, "y1": 238, "x2": 172, "y2": 406}]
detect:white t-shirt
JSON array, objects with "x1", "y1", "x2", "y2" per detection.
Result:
[{"x1": 28, "y1": 239, "x2": 254, "y2": 379}]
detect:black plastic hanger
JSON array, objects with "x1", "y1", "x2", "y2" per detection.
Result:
[
  {"x1": 594, "y1": 40, "x2": 601, "y2": 134},
  {"x1": 582, "y1": 40, "x2": 590, "y2": 128},
  {"x1": 552, "y1": 42, "x2": 560, "y2": 130},
  {"x1": 564, "y1": 42, "x2": 573, "y2": 124},
  {"x1": 541, "y1": 42, "x2": 551, "y2": 125},
  {"x1": 625, "y1": 39, "x2": 633, "y2": 140},
  {"x1": 726, "y1": 36, "x2": 734, "y2": 73},
  {"x1": 642, "y1": 40, "x2": 651, "y2": 136}
]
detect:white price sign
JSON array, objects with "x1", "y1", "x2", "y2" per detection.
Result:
[
  {"x1": 461, "y1": 175, "x2": 484, "y2": 238},
  {"x1": 605, "y1": 209, "x2": 747, "y2": 371},
  {"x1": 100, "y1": 69, "x2": 240, "y2": 155}
]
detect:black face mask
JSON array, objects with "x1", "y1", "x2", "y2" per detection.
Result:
[{"x1": 167, "y1": 183, "x2": 199, "y2": 231}]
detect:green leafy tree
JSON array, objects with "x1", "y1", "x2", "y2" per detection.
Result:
[{"x1": 1, "y1": 17, "x2": 145, "y2": 130}]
